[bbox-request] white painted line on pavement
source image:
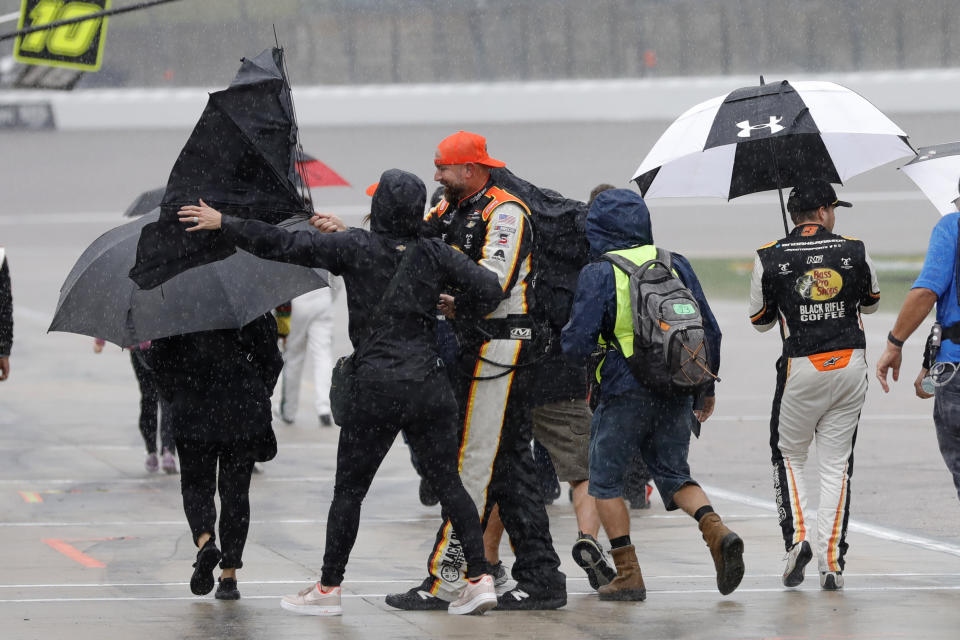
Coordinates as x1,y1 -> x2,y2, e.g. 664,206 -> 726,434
0,513 -> 772,527
3,572 -> 957,589
705,485 -> 960,558
4,584 -> 960,603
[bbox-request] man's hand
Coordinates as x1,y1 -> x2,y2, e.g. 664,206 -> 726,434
311,212 -> 347,234
93,340 -> 104,354
0,356 -> 9,380
914,367 -> 934,399
438,294 -> 456,319
876,343 -> 903,393
177,199 -> 222,231
694,395 -> 715,423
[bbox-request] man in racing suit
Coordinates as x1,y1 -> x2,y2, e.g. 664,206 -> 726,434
749,180 -> 879,591
385,131 -> 566,611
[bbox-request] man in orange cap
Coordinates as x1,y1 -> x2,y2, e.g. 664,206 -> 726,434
385,131 -> 567,611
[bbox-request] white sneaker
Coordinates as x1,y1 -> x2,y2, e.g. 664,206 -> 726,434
782,540 -> 812,587
280,583 -> 342,616
448,574 -> 497,615
820,571 -> 844,590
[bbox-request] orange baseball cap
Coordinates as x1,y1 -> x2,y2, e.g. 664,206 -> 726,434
435,131 -> 505,168
365,182 -> 378,196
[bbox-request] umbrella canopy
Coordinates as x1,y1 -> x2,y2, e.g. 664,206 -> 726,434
297,152 -> 350,188
49,210 -> 327,347
900,142 -> 960,216
124,152 -> 346,219
123,186 -> 166,218
129,47 -> 308,290
632,79 -> 914,231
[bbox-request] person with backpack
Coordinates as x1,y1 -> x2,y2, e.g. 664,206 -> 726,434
384,131 -> 567,611
562,188 -> 743,601
177,169 -> 504,616
752,180 -> 880,591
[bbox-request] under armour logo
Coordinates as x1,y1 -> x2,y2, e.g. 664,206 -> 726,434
736,116 -> 784,138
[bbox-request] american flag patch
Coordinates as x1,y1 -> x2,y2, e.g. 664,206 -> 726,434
497,213 -> 517,226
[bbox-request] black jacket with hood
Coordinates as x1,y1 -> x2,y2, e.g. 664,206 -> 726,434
220,168 -> 504,381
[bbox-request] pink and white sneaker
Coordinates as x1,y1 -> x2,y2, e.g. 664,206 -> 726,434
448,574 -> 497,615
280,583 -> 342,616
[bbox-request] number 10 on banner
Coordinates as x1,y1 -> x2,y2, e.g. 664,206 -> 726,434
14,0 -> 111,71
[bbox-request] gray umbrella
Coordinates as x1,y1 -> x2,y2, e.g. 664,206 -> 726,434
123,186 -> 166,217
49,210 -> 327,347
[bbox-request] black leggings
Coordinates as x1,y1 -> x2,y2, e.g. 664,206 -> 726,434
320,369 -> 487,586
130,351 -> 174,454
176,439 -> 255,569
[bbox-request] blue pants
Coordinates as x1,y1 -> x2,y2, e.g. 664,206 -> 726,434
588,386 -> 698,509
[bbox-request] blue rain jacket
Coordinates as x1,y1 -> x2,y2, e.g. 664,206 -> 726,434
560,189 -> 721,399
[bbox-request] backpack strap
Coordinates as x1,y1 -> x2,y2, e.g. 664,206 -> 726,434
601,252 -> 641,276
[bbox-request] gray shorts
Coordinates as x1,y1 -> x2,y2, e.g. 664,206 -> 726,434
532,398 -> 591,482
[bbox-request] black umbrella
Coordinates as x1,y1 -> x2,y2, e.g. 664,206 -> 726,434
123,186 -> 166,218
129,47 -> 309,290
49,210 -> 327,347
632,79 -> 914,233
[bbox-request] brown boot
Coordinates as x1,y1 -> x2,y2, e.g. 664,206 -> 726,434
597,544 -> 646,601
698,512 -> 745,595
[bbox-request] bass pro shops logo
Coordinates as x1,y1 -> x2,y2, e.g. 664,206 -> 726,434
795,268 -> 843,301
736,116 -> 784,138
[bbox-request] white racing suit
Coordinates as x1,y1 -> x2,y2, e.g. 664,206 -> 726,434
749,223 -> 879,574
421,181 -> 565,599
279,286 -> 334,421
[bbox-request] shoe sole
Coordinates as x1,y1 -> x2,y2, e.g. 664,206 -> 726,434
782,541 -> 813,588
383,595 -> 449,611
598,588 -> 646,602
572,542 -> 616,591
280,599 -> 342,616
190,546 -> 222,596
448,592 -> 498,615
495,595 -> 567,610
215,591 -> 241,601
717,532 -> 745,596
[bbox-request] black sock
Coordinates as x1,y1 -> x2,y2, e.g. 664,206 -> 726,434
694,505 -> 715,522
610,535 -> 631,549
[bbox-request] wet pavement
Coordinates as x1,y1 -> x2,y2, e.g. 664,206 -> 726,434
2,122 -> 960,638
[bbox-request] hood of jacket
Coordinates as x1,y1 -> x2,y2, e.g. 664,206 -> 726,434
585,188 -> 654,256
369,169 -> 427,238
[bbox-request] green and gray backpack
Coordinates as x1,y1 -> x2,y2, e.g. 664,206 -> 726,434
602,249 -> 715,395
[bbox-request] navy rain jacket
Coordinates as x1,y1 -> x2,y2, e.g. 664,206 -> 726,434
560,189 -> 721,399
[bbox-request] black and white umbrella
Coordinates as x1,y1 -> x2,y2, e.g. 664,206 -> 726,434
632,79 -> 914,232
900,142 -> 960,216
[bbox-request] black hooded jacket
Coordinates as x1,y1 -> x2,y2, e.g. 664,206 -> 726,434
221,169 -> 504,381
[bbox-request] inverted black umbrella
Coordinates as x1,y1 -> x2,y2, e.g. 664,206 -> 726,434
49,210 -> 327,347
632,79 -> 915,234
129,47 -> 309,290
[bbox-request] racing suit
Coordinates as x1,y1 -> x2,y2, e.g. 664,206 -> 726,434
749,222 -> 879,574
421,179 -> 565,599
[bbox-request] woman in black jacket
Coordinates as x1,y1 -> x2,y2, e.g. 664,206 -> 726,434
147,312 -> 282,601
179,169 -> 504,616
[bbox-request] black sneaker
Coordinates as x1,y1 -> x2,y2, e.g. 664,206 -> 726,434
215,577 -> 241,600
384,577 -> 449,610
495,586 -> 566,610
419,477 -> 440,507
572,534 -> 617,590
190,540 -> 222,595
